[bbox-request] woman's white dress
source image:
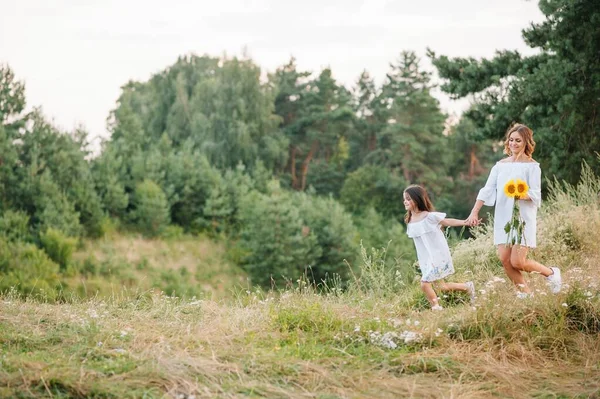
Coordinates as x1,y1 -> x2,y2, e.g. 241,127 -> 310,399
406,212 -> 455,282
476,161 -> 542,248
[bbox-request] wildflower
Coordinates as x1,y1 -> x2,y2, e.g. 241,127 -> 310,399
562,303 -> 568,307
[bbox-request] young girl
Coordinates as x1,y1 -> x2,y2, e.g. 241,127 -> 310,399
404,185 -> 476,310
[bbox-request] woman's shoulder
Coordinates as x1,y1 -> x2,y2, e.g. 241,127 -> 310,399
496,157 -> 539,165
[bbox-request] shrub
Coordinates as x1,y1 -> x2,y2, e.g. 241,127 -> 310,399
0,209 -> 31,242
130,179 -> 170,237
235,181 -> 320,287
39,228 -> 78,271
0,238 -> 60,300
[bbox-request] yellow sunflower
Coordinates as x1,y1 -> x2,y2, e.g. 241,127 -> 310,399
503,179 -> 517,198
515,179 -> 529,198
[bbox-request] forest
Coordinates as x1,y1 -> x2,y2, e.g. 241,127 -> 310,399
0,0 -> 598,297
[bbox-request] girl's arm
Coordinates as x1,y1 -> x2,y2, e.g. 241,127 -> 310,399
440,218 -> 467,227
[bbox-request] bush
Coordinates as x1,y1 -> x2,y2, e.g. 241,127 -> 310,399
0,209 -> 32,242
0,238 -> 61,300
39,228 -> 78,271
130,179 -> 170,237
235,181 -> 320,287
34,170 -> 83,238
293,193 -> 359,284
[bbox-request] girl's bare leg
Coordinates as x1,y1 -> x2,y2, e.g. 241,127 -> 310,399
420,281 -> 439,306
437,282 -> 468,292
510,245 -> 553,277
498,245 -> 530,293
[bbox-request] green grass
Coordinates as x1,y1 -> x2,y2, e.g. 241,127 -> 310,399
1,163 -> 600,397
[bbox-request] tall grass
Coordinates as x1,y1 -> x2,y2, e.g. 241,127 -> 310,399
1,161 -> 600,397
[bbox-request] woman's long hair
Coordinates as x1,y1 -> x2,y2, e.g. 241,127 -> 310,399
404,185 -> 434,223
503,123 -> 536,160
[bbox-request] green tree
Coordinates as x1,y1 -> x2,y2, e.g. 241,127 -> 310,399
272,61 -> 354,191
130,179 -> 170,237
430,0 -> 600,183
377,52 -> 449,190
235,181 -> 320,287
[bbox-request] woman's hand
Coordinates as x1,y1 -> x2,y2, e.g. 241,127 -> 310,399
465,212 -> 481,226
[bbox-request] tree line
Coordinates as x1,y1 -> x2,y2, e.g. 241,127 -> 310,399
0,0 -> 597,296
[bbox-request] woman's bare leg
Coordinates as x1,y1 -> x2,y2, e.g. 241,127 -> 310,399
510,245 -> 553,277
498,245 -> 530,292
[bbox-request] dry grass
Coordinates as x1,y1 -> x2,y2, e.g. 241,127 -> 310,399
1,164 -> 600,398
68,233 -> 248,299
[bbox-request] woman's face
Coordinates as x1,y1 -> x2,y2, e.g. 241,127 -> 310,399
508,131 -> 525,157
403,192 -> 416,212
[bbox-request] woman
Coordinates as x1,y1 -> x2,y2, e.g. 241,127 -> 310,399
465,123 -> 561,296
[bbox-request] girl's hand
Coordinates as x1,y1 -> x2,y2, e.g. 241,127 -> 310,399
465,213 -> 480,226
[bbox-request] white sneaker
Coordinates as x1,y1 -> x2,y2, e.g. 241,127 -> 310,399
547,267 -> 562,294
516,292 -> 534,299
465,281 -> 476,305
431,305 -> 444,311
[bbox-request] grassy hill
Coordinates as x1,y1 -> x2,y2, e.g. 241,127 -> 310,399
1,165 -> 599,398
64,233 -> 248,301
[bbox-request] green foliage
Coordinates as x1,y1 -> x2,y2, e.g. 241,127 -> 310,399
340,164 -> 406,218
353,207 -> 415,271
39,228 -> 78,271
0,238 -> 60,299
130,180 -> 170,237
430,0 -> 600,184
293,193 -> 358,284
235,181 -> 320,287
32,170 -> 83,237
204,163 -> 254,234
0,209 -> 31,242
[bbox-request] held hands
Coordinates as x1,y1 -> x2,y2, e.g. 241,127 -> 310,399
465,213 -> 482,227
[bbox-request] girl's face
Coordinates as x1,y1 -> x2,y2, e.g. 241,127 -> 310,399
508,131 -> 525,157
403,192 -> 417,212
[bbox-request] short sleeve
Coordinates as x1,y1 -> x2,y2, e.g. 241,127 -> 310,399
527,164 -> 542,207
477,164 -> 499,206
427,212 -> 446,226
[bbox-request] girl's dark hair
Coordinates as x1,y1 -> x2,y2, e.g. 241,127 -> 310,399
404,185 -> 434,223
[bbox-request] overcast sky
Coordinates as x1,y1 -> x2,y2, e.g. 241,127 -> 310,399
1,0 -> 545,147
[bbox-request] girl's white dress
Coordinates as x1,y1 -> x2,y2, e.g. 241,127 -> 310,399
477,161 -> 542,248
406,212 -> 455,282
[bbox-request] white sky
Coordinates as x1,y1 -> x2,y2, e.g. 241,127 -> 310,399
1,0 -> 545,148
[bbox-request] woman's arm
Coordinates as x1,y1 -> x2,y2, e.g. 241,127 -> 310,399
466,163 -> 498,226
466,200 -> 484,226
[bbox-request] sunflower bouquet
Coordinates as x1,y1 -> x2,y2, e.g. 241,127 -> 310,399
503,179 -> 529,246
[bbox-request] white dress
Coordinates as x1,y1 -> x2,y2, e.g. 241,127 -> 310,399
406,212 -> 455,282
477,161 -> 542,248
